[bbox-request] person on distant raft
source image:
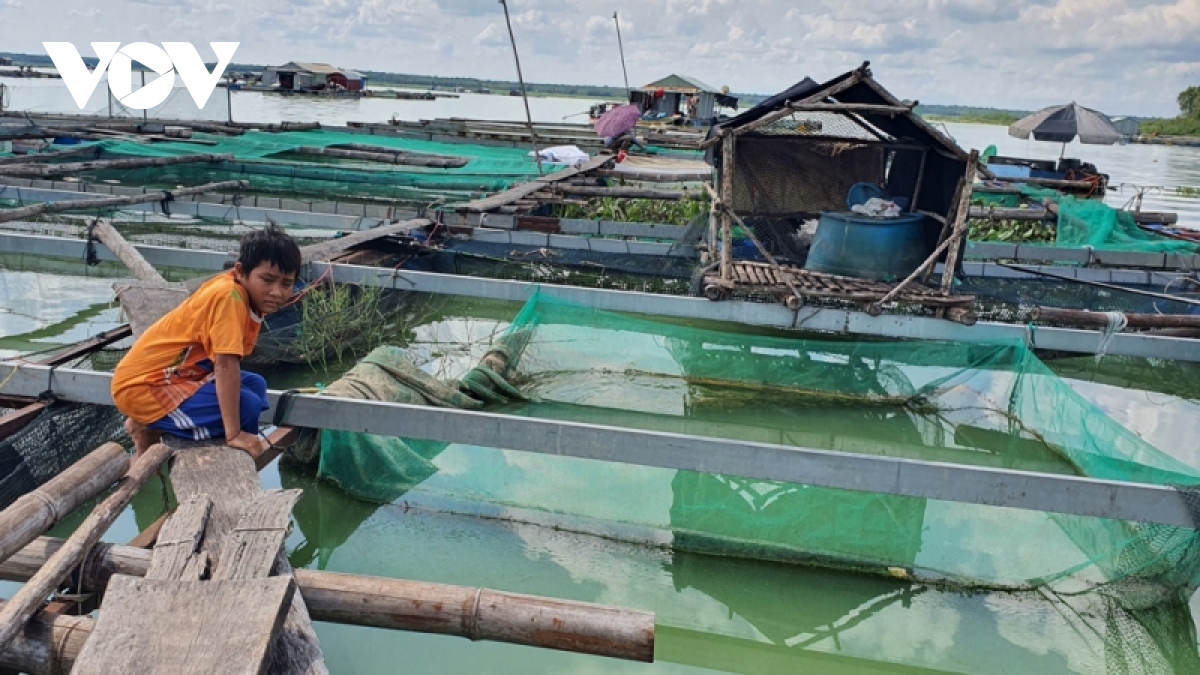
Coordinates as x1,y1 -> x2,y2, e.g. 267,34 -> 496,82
111,224 -> 300,462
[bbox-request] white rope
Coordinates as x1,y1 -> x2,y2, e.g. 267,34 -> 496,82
1094,311 -> 1128,363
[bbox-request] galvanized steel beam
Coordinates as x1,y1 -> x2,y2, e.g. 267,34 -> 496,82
316,262 -> 1200,363
0,363 -> 1192,528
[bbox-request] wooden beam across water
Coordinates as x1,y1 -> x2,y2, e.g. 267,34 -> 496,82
0,536 -> 658,663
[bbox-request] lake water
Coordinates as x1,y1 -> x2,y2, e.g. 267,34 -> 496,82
5,75 -> 1200,228
5,74 -> 1200,673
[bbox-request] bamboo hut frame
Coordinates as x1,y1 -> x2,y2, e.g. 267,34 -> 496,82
704,63 -> 975,318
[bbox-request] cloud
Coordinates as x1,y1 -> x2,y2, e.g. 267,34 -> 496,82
3,0 -> 1197,116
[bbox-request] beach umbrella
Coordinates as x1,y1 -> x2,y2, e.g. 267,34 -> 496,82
594,104 -> 642,139
1008,102 -> 1123,156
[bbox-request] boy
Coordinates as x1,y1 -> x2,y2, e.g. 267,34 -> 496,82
112,224 -> 301,461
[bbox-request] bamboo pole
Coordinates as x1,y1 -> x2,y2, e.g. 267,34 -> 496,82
0,599 -> 92,675
786,102 -> 913,114
0,537 -> 657,663
0,442 -> 171,653
556,186 -> 705,200
613,12 -> 630,98
499,0 -> 543,176
998,262 -> 1200,307
592,169 -> 712,183
1033,307 -> 1200,329
719,134 -> 735,285
292,146 -> 469,168
0,153 -> 234,177
938,149 -> 980,298
0,179 -> 248,224
0,145 -> 99,165
88,218 -> 166,284
0,443 -> 129,565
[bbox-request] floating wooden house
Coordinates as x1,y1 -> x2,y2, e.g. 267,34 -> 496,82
264,62 -> 367,93
632,74 -> 738,125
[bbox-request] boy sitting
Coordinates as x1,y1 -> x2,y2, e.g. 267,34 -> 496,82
112,224 -> 300,462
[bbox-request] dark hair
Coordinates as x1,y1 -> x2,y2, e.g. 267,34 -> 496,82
237,223 -> 301,276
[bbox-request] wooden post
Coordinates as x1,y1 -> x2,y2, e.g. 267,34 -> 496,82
141,71 -> 148,123
0,179 -> 248,224
0,443 -> 170,653
0,536 -> 658,663
499,0 -> 543,176
720,133 -> 735,285
1032,306 -> 1200,329
909,148 -> 928,212
703,182 -> 803,310
0,443 -> 128,565
89,219 -> 166,284
939,149 -> 980,299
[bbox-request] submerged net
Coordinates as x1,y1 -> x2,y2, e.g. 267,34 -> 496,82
0,402 -> 128,510
307,291 -> 1200,601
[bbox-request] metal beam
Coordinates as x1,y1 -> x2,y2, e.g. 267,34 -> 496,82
0,363 -> 1192,528
317,262 -> 1200,362
4,232 -> 1199,362
0,232 -> 232,271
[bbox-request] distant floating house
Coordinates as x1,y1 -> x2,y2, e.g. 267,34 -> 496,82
0,57 -> 13,67
263,62 -> 367,92
1110,116 -> 1140,138
631,74 -> 739,125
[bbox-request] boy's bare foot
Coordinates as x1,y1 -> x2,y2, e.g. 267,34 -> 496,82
124,418 -> 163,457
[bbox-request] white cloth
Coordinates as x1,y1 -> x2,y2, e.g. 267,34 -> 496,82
851,197 -> 902,218
530,145 -> 589,166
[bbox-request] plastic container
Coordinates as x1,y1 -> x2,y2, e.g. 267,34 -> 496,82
805,211 -> 929,281
845,182 -> 887,209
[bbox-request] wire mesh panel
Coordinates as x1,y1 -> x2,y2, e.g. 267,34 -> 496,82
730,137 -> 884,216
750,110 -> 889,142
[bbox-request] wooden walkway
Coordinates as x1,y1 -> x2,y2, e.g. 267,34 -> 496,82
457,155 -> 615,213
706,262 -> 975,313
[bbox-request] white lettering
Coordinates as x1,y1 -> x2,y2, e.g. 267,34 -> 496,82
43,42 -> 120,109
41,41 -> 240,110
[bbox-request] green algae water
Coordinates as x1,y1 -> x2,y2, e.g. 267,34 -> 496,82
5,266 -> 1200,674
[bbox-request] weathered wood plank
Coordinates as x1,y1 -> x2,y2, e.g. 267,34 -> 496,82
145,494 -> 212,581
169,442 -> 327,675
299,218 -> 431,264
213,490 -> 301,582
72,575 -> 295,675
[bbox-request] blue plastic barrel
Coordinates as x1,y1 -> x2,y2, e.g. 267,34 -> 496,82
805,211 -> 929,281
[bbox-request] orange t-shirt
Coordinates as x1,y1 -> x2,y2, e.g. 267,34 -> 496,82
111,271 -> 263,425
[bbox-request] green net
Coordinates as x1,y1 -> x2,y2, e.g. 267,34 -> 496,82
68,130 -> 550,200
973,185 -> 1198,253
308,291 -> 1200,599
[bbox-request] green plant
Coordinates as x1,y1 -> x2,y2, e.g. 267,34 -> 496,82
968,218 -> 1055,243
295,279 -> 391,369
1177,186 -> 1200,198
553,197 -> 708,226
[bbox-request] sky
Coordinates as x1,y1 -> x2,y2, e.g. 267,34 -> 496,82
1,0 -> 1198,117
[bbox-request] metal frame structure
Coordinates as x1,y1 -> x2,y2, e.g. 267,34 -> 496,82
2,232 -> 1200,362
0,363 -> 1191,528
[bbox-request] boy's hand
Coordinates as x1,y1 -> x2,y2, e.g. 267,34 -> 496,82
227,430 -> 266,459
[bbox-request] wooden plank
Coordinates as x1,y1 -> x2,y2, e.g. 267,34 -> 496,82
299,218 -> 430,264
0,402 -> 49,441
458,155 -> 613,213
212,490 -> 301,582
145,495 -> 212,581
169,443 -> 326,675
72,575 -> 295,675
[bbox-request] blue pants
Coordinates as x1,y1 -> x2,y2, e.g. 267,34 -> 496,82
147,371 -> 269,441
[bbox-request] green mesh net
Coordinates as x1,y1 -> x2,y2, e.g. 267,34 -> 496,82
307,291 -> 1200,599
974,185 -> 1198,253
63,130 -> 549,200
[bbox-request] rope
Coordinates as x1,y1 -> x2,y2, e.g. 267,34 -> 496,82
1094,311 -> 1128,363
465,587 -> 484,641
1024,322 -> 1037,349
272,389 -> 300,427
